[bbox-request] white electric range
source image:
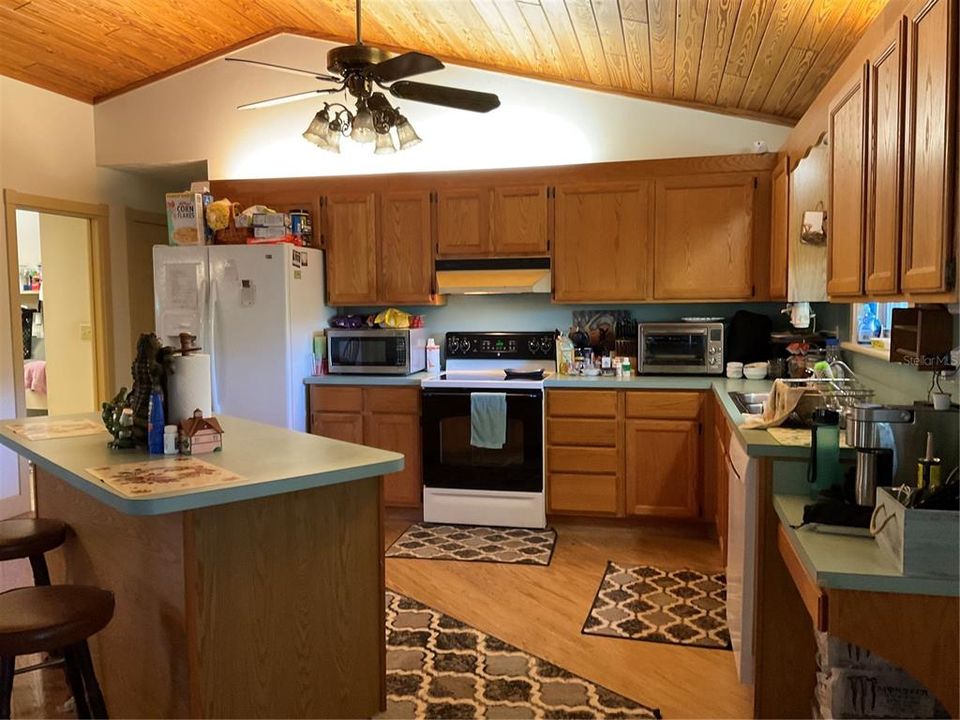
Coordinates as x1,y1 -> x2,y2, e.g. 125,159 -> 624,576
420,331 -> 555,528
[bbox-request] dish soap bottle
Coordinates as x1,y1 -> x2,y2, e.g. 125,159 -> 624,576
857,303 -> 883,344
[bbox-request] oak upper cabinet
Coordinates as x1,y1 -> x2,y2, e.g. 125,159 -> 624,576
901,0 -> 957,293
491,185 -> 549,255
437,184 -> 549,258
623,392 -> 702,519
653,174 -> 755,300
323,192 -> 378,305
553,182 -> 652,302
827,67 -> 868,297
436,188 -> 489,257
378,190 -> 434,304
865,21 -> 906,295
769,156 -> 790,300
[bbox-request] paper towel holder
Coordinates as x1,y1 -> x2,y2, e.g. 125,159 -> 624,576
175,332 -> 202,355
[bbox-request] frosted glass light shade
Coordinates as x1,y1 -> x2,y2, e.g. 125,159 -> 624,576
374,130 -> 396,154
396,118 -> 421,150
350,109 -> 376,143
302,111 -> 329,148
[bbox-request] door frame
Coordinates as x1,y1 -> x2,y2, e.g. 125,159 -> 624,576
3,189 -> 114,417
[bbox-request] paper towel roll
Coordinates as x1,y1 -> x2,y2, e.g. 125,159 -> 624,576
168,354 -> 212,425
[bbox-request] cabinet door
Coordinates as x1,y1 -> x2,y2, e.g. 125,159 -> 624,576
866,22 -> 906,295
553,182 -> 651,302
827,68 -> 868,296
653,174 -> 755,300
378,190 -> 434,304
323,192 -> 378,305
714,421 -> 729,562
491,185 -> 549,256
310,411 -> 364,444
364,413 -> 422,508
901,0 -> 956,293
625,419 -> 700,518
436,188 -> 489,257
770,156 -> 790,300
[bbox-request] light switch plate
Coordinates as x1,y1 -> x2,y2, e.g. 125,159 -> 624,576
80,323 -> 93,341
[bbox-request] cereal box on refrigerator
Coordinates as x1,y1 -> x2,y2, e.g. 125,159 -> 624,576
165,192 -> 209,246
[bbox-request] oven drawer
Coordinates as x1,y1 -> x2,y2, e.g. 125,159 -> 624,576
547,390 -> 618,418
625,391 -> 703,419
548,473 -> 618,514
547,418 -> 617,447
547,446 -> 618,474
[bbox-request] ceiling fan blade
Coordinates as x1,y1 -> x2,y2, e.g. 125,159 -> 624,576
388,81 -> 500,113
225,57 -> 340,83
238,88 -> 340,111
369,52 -> 444,82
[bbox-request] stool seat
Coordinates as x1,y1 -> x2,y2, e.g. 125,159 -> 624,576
0,519 -> 66,562
0,586 -> 114,656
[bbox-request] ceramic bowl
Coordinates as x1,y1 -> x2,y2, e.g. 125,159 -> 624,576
744,366 -> 768,380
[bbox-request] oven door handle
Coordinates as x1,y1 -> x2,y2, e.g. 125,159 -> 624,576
422,390 -> 542,400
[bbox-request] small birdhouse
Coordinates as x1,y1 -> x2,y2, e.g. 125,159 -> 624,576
179,409 -> 223,455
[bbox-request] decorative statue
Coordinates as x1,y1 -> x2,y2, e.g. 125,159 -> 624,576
101,387 -> 134,449
127,333 -> 174,447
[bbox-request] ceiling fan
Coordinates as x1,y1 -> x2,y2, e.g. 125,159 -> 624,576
225,0 -> 501,153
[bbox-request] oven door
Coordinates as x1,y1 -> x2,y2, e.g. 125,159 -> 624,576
640,329 -> 709,374
422,389 -> 543,493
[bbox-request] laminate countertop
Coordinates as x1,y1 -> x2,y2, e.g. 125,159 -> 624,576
0,413 -> 404,516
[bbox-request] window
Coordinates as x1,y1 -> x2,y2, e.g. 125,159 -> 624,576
851,302 -> 909,347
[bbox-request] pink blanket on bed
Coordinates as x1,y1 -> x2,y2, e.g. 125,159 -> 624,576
24,360 -> 47,395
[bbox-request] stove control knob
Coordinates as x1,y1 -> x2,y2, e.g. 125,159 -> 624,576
447,336 -> 460,354
528,338 -> 539,354
539,336 -> 553,354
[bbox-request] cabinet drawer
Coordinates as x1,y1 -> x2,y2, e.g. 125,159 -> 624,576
364,387 -> 419,415
548,473 -> 619,514
309,386 -> 363,413
547,446 -> 618,474
778,524 -> 828,631
547,418 -> 617,447
625,391 -> 703,419
547,390 -> 618,418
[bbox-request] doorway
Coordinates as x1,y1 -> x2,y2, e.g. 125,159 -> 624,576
125,208 -> 167,352
15,209 -> 98,416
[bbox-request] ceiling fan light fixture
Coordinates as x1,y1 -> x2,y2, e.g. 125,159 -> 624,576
350,106 -> 376,143
374,129 -> 397,154
302,109 -> 331,148
395,116 -> 421,151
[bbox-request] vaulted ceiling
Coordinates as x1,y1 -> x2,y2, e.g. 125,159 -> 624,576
0,0 -> 886,123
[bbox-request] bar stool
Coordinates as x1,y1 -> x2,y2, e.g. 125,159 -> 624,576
0,519 -> 67,586
0,585 -> 114,719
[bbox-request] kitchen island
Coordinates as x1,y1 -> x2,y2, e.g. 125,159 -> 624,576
0,414 -> 404,719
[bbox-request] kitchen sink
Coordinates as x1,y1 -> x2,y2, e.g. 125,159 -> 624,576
729,392 -> 768,415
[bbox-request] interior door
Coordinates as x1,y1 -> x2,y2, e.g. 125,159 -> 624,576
827,67 -> 868,296
125,209 -> 167,346
653,174 -> 755,300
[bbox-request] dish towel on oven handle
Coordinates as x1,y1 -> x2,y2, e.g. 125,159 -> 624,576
470,392 -> 507,449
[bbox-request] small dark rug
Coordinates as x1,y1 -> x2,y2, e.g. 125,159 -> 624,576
385,523 -> 557,566
582,561 -> 731,650
382,590 -> 661,719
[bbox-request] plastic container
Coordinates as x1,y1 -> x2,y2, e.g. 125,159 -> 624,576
147,389 -> 165,454
425,338 -> 441,377
163,425 -> 179,455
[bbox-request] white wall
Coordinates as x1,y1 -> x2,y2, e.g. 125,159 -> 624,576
94,34 -> 791,180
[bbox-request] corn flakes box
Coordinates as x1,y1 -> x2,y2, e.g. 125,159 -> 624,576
165,192 -> 208,246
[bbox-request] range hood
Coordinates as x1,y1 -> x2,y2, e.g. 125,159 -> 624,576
435,258 -> 551,295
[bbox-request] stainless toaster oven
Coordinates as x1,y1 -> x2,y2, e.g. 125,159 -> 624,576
638,322 -> 724,375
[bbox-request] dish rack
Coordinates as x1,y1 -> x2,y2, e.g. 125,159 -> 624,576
780,364 -> 875,423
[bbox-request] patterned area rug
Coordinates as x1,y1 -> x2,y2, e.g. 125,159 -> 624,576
582,562 -> 731,650
386,523 -> 557,566
383,590 -> 661,719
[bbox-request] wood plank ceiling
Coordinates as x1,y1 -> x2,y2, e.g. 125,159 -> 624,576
0,0 -> 887,123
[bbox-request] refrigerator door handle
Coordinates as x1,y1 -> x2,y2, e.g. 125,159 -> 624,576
208,271 -> 222,414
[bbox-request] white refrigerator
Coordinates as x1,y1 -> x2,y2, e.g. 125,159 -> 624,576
153,244 -> 327,432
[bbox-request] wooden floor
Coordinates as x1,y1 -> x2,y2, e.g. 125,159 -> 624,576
386,510 -> 752,719
4,511 -> 751,719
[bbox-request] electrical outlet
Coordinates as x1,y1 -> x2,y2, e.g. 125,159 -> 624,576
80,323 -> 93,341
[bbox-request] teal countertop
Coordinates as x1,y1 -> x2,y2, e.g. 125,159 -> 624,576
774,494 -> 957,597
0,414 -> 404,516
304,372 -> 430,386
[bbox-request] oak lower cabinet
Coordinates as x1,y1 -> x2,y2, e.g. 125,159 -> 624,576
323,190 -> 437,306
553,182 -> 652,302
309,386 -> 422,507
436,183 -> 549,258
545,389 -> 704,519
623,391 -> 703,518
653,175 -> 756,300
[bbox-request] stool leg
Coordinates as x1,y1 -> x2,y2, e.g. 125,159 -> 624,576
75,642 -> 107,719
28,554 -> 51,586
62,645 -> 91,720
0,656 -> 14,720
